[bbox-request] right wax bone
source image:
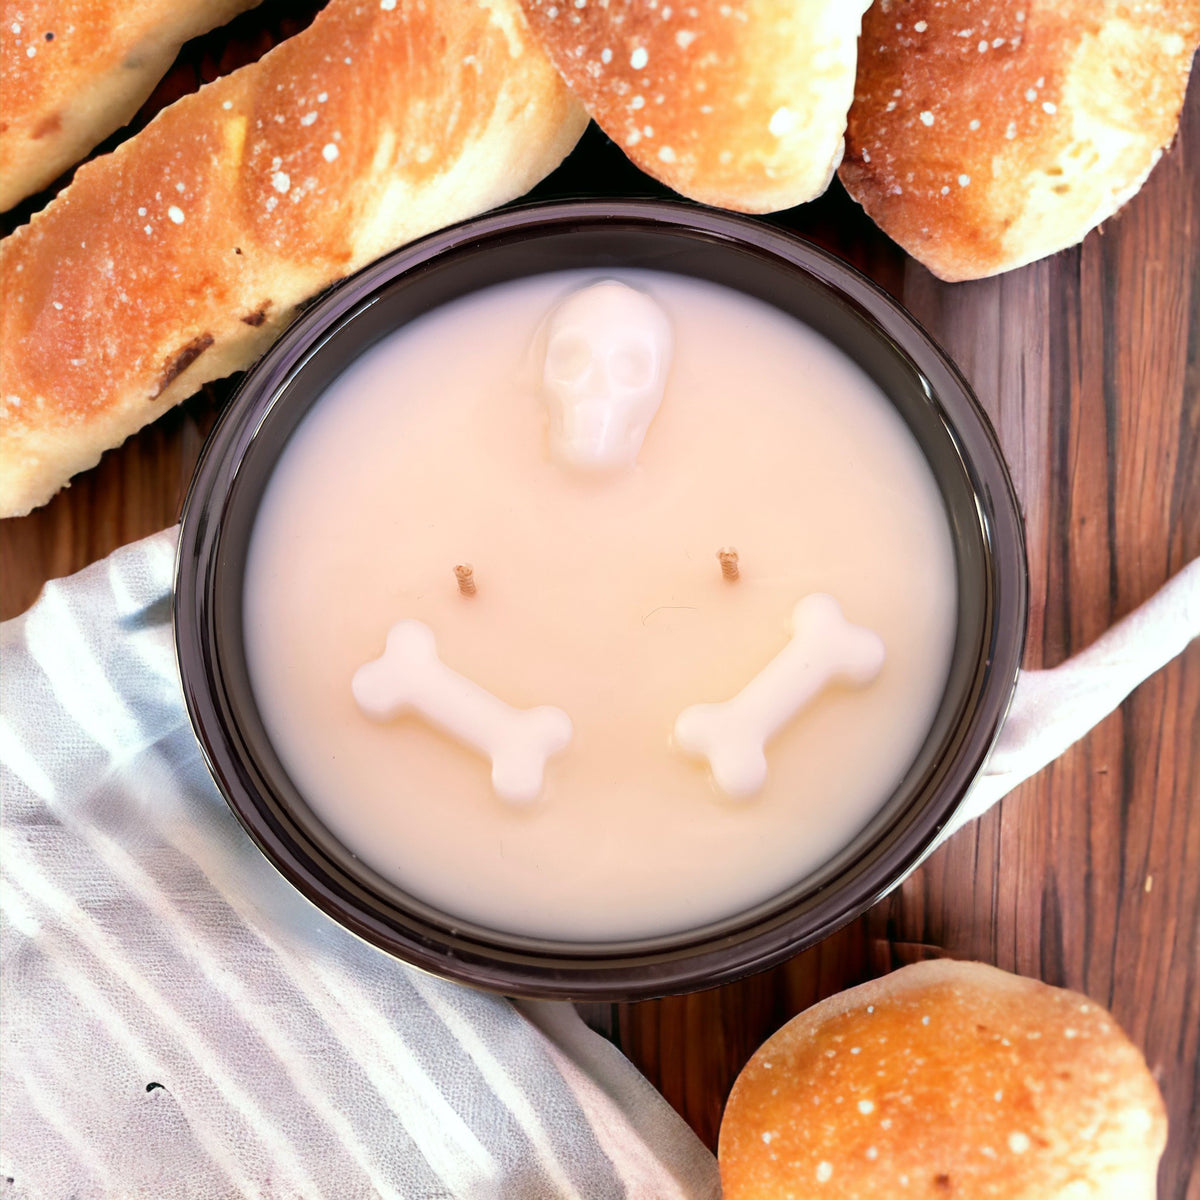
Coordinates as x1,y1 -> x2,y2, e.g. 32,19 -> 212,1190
674,594 -> 885,799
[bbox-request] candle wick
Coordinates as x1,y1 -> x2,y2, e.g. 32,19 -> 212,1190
454,564 -> 477,596
718,547 -> 740,582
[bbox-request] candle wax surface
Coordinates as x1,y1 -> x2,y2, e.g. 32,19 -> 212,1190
243,270 -> 958,942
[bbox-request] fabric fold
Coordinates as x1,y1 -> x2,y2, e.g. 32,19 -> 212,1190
949,557 -> 1200,835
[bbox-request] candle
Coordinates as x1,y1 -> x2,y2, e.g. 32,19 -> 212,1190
243,270 -> 958,941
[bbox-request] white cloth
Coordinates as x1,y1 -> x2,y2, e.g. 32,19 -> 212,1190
949,555 -> 1200,836
1,529 -> 1196,1199
0,529 -> 719,1200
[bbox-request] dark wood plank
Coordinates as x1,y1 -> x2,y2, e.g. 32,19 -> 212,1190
1,13 -> 1196,1197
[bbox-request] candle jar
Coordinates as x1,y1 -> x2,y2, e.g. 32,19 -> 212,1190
175,201 -> 1026,1000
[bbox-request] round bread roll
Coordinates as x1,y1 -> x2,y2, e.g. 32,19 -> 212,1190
840,0 -> 1200,281
518,0 -> 872,213
719,960 -> 1166,1199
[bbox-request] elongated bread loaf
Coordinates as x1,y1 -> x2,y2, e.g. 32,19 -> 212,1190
840,0 -> 1200,281
720,960 -> 1167,1199
519,0 -> 871,213
0,0 -> 263,211
0,0 -> 587,517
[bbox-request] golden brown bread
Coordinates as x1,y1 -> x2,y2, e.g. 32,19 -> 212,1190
719,960 -> 1166,1199
840,0 -> 1200,282
0,0 -> 587,517
518,0 -> 871,213
0,0 -> 263,211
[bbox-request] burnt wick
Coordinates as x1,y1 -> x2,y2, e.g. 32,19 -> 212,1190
454,563 -> 477,596
718,547 -> 740,582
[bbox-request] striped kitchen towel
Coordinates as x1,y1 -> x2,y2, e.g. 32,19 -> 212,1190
0,528 -> 721,1200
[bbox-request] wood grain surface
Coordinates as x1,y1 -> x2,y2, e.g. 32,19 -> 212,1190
2,9 -> 1197,1195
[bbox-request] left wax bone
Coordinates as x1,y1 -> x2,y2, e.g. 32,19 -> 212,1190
674,594 -> 886,799
352,620 -> 573,804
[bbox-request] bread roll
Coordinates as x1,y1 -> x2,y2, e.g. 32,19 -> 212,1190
0,0 -> 587,517
519,0 -> 872,213
0,0 -> 263,211
719,960 -> 1166,1199
840,1 -> 1199,282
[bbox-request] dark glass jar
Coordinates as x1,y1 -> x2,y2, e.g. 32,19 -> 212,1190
175,200 -> 1027,1000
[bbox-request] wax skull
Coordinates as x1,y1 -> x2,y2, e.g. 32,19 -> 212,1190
542,280 -> 674,471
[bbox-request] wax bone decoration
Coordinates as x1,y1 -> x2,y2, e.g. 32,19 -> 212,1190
352,619 -> 573,805
675,594 -> 886,799
542,280 -> 674,471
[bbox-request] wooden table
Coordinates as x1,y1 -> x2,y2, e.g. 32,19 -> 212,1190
3,9 -> 1197,1194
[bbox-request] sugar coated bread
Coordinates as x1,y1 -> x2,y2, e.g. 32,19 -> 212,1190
840,1 -> 1200,281
719,959 -> 1166,1199
0,0 -> 587,517
0,0 -> 263,211
519,0 -> 872,213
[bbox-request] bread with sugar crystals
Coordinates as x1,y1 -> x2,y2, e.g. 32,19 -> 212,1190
719,960 -> 1166,1199
0,0 -> 263,210
519,0 -> 872,213
839,1 -> 1200,281
0,0 -> 587,517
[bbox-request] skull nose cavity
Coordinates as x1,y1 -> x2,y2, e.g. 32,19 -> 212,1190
559,400 -> 626,462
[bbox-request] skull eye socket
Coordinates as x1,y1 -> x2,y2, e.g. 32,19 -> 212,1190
608,344 -> 654,389
546,333 -> 592,383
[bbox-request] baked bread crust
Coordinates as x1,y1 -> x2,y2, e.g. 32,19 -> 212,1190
0,0 -> 587,517
0,0 -> 263,211
840,0 -> 1200,281
719,960 -> 1166,1199
519,0 -> 871,213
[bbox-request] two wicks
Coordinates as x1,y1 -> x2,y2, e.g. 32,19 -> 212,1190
454,549 -> 740,597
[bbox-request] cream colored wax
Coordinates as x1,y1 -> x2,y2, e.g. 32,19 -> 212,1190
243,270 -> 958,941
